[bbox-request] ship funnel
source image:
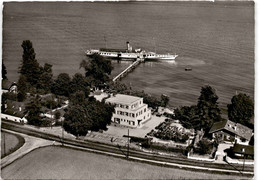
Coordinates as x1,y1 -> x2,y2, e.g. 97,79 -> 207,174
126,41 -> 132,52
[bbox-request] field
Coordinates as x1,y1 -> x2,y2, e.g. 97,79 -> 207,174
1,146 -> 247,179
1,131 -> 25,158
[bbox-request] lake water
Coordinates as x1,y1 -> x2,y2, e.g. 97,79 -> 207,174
3,2 -> 254,107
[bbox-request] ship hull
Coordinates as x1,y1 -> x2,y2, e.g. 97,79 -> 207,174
85,43 -> 178,61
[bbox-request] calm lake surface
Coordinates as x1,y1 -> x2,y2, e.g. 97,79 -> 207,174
3,2 -> 254,107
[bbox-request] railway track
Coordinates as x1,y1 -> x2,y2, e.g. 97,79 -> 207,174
1,120 -> 254,176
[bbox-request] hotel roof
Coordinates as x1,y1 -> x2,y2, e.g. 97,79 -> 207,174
106,94 -> 141,105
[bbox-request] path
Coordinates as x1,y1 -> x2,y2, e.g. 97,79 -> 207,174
113,58 -> 142,82
1,129 -> 56,168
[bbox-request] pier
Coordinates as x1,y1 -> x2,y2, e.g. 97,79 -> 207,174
113,58 -> 144,82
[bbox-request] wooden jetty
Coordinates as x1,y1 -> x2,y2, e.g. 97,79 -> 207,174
113,58 -> 144,82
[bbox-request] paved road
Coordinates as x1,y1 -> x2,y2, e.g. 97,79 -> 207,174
1,120 -> 254,176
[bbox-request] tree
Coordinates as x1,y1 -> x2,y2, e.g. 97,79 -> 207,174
63,98 -> 114,137
161,94 -> 169,107
19,40 -> 41,86
87,100 -> 114,131
1,93 -> 7,112
17,75 -> 29,102
70,73 -> 90,97
37,63 -> 53,93
54,111 -> 61,120
63,105 -> 93,137
197,85 -> 222,132
227,93 -> 254,126
52,73 -> 71,97
174,105 -> 200,129
25,96 -> 43,126
80,54 -> 113,87
69,91 -> 87,106
2,62 -> 7,80
195,138 -> 212,155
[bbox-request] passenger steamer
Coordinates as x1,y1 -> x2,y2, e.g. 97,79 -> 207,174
86,42 -> 178,61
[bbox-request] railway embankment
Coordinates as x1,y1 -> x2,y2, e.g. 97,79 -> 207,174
1,120 -> 254,177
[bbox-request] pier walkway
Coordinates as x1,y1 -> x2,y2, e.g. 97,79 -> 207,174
113,58 -> 143,82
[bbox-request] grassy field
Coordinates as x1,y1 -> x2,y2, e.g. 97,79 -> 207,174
1,131 -> 25,158
1,146 -> 249,179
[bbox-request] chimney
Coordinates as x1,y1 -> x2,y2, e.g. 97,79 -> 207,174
126,41 -> 132,52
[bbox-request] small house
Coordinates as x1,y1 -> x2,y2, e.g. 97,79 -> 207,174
2,81 -> 18,94
209,119 -> 253,145
232,144 -> 254,159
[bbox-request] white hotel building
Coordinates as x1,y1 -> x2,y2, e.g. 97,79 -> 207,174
106,94 -> 151,127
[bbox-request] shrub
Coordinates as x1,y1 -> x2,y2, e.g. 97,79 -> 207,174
54,111 -> 61,120
194,138 -> 213,155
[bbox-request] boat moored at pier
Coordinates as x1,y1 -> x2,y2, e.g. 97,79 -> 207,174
85,42 -> 178,61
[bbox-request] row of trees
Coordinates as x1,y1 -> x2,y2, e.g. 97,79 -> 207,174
15,40 -> 115,135
17,41 -> 114,102
17,40 -> 92,101
17,40 -> 53,100
174,85 -> 254,132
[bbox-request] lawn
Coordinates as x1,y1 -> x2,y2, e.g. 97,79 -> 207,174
1,131 -> 25,158
1,146 -> 248,179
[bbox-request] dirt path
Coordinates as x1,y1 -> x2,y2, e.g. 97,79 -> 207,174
1,129 -> 57,168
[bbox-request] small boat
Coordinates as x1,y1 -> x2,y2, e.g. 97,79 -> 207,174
185,67 -> 192,71
85,42 -> 178,61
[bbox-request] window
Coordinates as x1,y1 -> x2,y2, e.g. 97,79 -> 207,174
240,138 -> 246,142
132,114 -> 135,118
126,112 -> 128,116
144,108 -> 146,112
133,122 -> 135,125
136,113 -> 138,117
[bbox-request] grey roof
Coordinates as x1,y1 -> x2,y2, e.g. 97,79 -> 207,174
233,144 -> 254,156
209,120 -> 253,140
106,94 -> 141,105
